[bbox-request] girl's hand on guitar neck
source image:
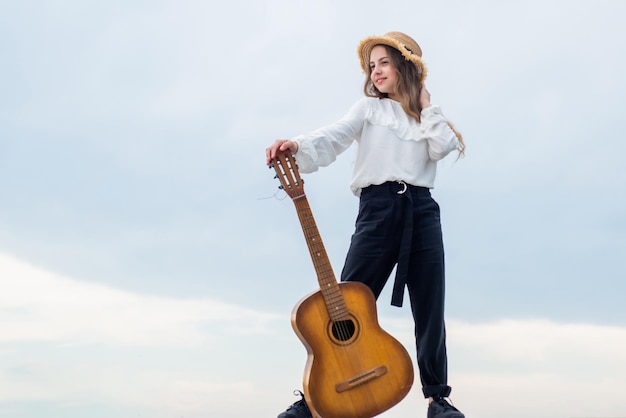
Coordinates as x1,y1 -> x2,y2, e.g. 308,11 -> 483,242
266,139 -> 299,166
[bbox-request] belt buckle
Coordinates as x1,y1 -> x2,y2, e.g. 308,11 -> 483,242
396,181 -> 408,194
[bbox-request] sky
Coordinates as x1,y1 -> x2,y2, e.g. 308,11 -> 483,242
1,0 -> 625,417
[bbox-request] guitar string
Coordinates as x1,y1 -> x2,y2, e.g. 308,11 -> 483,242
298,199 -> 354,343
300,204 -> 376,404
284,155 -> 375,375
280,154 -> 382,409
284,154 -> 355,344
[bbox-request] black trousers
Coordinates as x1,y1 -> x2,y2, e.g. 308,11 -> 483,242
340,181 -> 452,399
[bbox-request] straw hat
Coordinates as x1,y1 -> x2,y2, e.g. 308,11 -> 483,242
357,31 -> 427,83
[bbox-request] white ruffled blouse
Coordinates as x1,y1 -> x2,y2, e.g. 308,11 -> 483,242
293,97 -> 460,196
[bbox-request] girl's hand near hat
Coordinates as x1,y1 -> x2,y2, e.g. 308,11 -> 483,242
266,139 -> 299,166
419,84 -> 432,110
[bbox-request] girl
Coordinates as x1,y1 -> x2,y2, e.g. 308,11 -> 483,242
266,31 -> 465,418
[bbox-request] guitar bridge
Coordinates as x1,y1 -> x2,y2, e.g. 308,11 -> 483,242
334,365 -> 388,393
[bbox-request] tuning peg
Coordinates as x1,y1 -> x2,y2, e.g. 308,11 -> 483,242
278,185 -> 284,190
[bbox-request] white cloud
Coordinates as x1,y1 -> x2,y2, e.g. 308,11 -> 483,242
466,318 -> 626,362
0,253 -> 279,347
1,253 -> 626,417
380,318 -> 626,418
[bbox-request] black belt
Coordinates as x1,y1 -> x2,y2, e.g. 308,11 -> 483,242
392,181 -> 412,307
363,181 -> 425,307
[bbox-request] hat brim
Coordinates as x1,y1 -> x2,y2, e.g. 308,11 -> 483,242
357,35 -> 427,83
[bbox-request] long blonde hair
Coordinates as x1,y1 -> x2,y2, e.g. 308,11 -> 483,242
363,45 -> 465,157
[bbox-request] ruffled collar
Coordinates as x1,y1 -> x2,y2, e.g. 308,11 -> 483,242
364,98 -> 423,141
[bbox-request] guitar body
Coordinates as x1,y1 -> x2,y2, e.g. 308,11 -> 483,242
292,282 -> 414,418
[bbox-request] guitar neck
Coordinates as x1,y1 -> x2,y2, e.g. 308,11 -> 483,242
292,195 -> 349,321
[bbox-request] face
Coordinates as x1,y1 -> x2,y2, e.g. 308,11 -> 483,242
369,45 -> 398,99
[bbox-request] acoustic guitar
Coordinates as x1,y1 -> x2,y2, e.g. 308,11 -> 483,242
271,150 -> 414,418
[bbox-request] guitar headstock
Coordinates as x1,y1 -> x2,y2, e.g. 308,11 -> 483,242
271,150 -> 305,200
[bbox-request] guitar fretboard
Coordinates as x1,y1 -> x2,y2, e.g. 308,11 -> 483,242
293,196 -> 349,322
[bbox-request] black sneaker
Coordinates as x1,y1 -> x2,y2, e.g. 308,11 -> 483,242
427,397 -> 465,418
277,390 -> 312,418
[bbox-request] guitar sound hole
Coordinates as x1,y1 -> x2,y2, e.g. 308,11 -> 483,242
331,319 -> 356,342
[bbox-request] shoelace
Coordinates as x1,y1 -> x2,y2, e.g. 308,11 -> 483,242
435,397 -> 458,410
286,391 -> 309,412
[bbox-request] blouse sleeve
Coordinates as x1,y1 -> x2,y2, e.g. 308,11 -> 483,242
420,105 -> 460,161
292,99 -> 367,173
